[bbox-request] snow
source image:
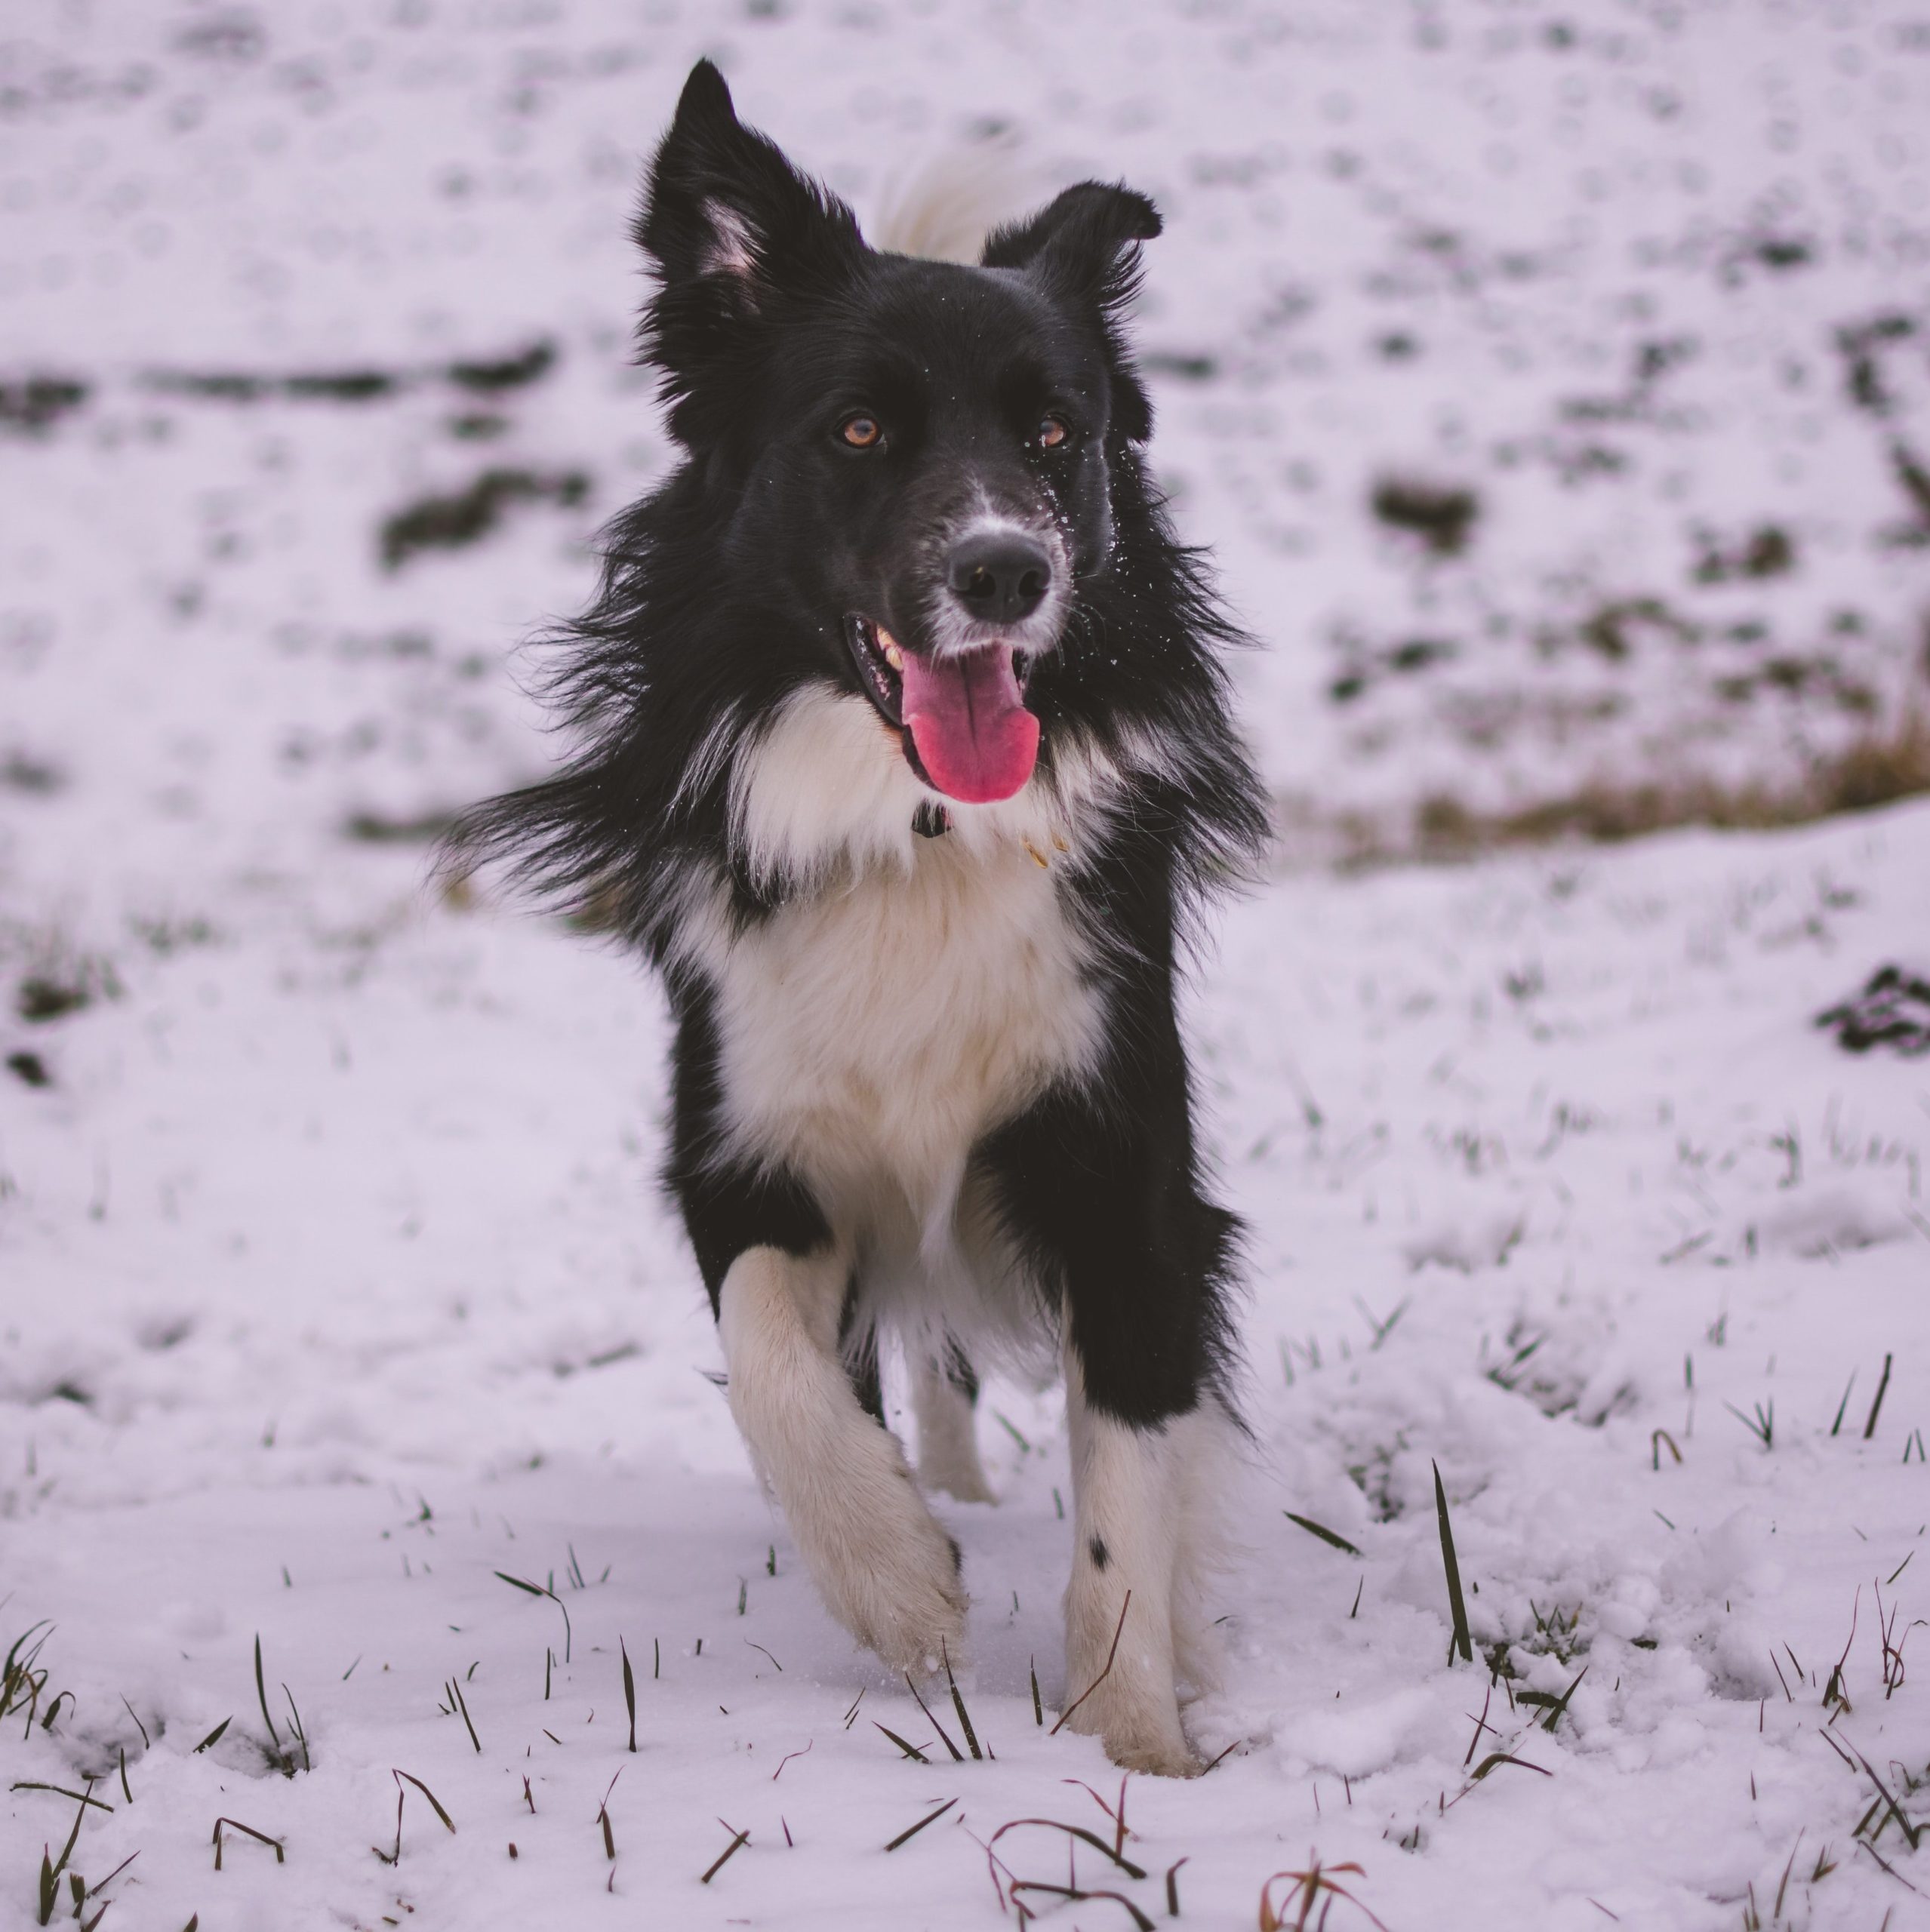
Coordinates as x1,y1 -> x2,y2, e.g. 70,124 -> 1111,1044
5,2 -> 1930,1928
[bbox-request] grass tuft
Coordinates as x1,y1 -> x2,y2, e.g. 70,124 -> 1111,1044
1259,1853 -> 1393,1932
903,1672 -> 965,1763
621,1638 -> 636,1752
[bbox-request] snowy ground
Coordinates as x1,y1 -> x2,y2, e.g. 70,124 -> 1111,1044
5,4 -> 1930,1929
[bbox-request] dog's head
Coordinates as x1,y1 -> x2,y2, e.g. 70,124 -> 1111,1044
636,61 -> 1161,808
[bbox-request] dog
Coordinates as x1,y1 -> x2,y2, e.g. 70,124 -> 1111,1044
448,60 -> 1267,1776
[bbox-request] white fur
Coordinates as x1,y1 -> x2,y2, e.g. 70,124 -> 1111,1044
691,690 -> 1105,1357
719,1244 -> 967,1669
920,510 -> 1073,664
720,683 -> 1122,895
700,197 -> 759,283
1060,1349 -> 1235,1777
913,1357 -> 996,1503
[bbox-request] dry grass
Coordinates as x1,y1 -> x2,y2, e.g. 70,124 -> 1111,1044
1315,713 -> 1930,866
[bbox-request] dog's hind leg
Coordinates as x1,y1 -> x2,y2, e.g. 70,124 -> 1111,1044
913,1341 -> 995,1503
719,1244 -> 968,1673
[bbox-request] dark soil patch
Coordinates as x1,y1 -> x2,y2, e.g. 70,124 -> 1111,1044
1816,965 -> 1930,1057
445,340 -> 556,392
0,376 -> 88,433
1371,475 -> 1480,558
379,467 -> 589,569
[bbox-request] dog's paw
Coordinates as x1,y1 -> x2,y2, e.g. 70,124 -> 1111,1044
921,1455 -> 996,1506
817,1490 -> 968,1675
1060,1672 -> 1198,1777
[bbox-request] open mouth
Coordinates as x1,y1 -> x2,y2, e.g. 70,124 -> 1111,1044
843,614 -> 1041,805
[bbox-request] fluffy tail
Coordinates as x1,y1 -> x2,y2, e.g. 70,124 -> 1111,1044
868,146 -> 1032,265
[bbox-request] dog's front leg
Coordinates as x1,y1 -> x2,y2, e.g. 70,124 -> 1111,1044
718,1244 -> 968,1672
980,986 -> 1241,1775
1060,1349 -> 1205,1777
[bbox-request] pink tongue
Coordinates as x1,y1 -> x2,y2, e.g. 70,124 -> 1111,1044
899,644 -> 1039,804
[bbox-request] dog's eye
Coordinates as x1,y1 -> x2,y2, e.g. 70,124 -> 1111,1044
1037,415 -> 1070,450
839,414 -> 882,450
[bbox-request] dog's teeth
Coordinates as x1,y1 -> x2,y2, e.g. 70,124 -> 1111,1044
882,639 -> 904,671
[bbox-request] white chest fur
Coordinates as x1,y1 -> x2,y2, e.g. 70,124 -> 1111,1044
709,831 -> 1100,1271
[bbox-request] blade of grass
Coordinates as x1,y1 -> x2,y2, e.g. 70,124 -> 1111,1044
620,1639 -> 636,1752
1864,1355 -> 1893,1440
875,1723 -> 930,1763
252,1637 -> 280,1748
495,1571 -> 571,1661
885,1797 -> 958,1852
1284,1512 -> 1362,1557
989,1817 -> 1147,1880
700,1823 -> 750,1883
941,1642 -> 982,1760
9,1783 -> 112,1814
1166,1857 -> 1190,1916
1538,1665 -> 1589,1734
1054,1592 -> 1133,1734
1433,1462 -> 1473,1665
1831,1371 -> 1858,1438
393,1770 -> 456,1834
211,1817 -> 284,1869
282,1684 -> 310,1773
903,1673 -> 963,1762
448,1677 -> 479,1752
1470,1752 -> 1553,1780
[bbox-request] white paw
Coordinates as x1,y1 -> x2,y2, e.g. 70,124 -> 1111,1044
813,1472 -> 968,1672
1060,1674 -> 1199,1777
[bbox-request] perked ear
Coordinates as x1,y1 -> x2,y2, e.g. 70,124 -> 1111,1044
636,63 -> 863,370
980,182 -> 1162,317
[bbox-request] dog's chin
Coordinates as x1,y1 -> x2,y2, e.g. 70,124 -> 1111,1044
843,613 -> 1042,806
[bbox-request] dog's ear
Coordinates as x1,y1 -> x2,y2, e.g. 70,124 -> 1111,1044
980,182 -> 1162,317
637,62 -> 861,326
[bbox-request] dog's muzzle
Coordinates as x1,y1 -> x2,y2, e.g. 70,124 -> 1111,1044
843,614 -> 1042,805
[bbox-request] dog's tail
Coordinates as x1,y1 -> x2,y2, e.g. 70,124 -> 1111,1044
868,146 -> 1032,266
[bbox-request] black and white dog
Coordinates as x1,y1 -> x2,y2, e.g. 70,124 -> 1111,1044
451,61 -> 1266,1775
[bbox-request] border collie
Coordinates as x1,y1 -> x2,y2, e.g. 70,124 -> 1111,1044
449,60 -> 1266,1776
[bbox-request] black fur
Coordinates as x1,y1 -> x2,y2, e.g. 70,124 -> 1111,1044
446,62 -> 1267,1433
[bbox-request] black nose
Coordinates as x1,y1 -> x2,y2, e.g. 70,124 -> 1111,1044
947,532 -> 1052,626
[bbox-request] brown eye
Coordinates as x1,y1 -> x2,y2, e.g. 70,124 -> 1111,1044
1038,414 -> 1069,449
840,414 -> 882,449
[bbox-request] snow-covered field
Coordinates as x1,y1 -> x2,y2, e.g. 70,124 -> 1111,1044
4,4 -> 1930,1928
